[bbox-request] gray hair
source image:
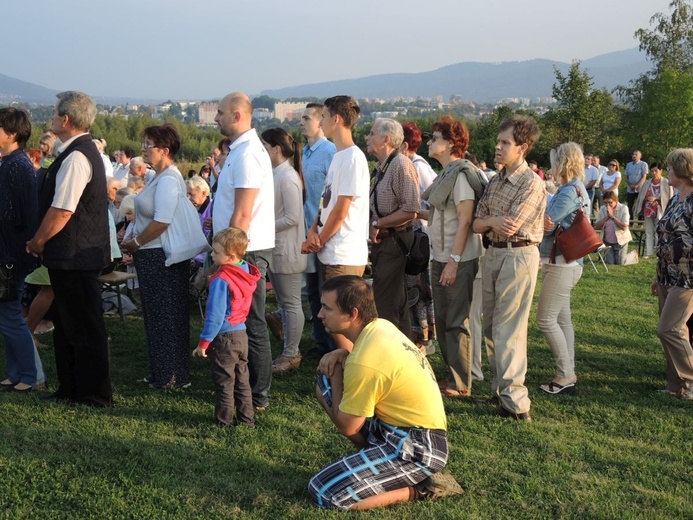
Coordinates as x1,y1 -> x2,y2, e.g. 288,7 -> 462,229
128,176 -> 146,191
186,175 -> 211,195
119,194 -> 136,216
56,91 -> 96,132
373,118 -> 404,149
130,156 -> 146,168
116,187 -> 134,199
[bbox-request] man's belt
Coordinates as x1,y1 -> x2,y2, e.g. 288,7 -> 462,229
490,240 -> 532,248
378,226 -> 414,240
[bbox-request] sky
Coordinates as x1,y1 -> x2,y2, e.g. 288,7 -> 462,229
2,0 -> 675,101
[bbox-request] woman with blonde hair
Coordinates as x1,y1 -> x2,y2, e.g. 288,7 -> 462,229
537,142 -> 590,395
38,133 -> 56,169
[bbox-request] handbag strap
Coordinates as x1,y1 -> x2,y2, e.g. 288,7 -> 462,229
370,151 -> 399,220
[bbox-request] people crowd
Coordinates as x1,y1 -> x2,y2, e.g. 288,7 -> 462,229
1,90 -> 692,511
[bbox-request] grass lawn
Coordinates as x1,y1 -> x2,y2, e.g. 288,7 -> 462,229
1,257 -> 692,519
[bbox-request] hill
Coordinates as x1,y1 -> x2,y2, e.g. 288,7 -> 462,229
261,48 -> 651,102
0,73 -> 59,104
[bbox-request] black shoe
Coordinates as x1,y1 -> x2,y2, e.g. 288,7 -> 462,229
39,392 -> 73,404
498,406 -> 533,422
475,396 -> 500,407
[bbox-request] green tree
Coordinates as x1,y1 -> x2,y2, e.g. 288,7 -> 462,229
635,0 -> 693,72
542,62 -> 622,158
546,62 -> 593,145
622,69 -> 693,160
468,105 -> 514,166
618,0 -> 693,159
251,95 -> 278,110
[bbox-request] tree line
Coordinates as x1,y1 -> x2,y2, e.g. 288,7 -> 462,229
13,1 -> 691,172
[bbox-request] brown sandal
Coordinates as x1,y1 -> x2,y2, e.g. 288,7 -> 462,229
441,387 -> 470,397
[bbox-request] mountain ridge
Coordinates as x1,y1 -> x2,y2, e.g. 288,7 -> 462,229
0,47 -> 651,105
260,48 -> 651,102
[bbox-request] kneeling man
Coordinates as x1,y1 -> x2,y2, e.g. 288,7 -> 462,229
309,275 -> 463,510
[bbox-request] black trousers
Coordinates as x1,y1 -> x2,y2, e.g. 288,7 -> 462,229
371,230 -> 414,338
49,268 -> 112,407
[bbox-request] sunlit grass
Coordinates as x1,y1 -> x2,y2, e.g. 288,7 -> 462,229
1,256 -> 691,518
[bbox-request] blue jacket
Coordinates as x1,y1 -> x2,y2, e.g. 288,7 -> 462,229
539,179 -> 589,262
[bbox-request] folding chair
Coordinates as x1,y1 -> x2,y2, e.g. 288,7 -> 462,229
587,244 -> 609,273
97,271 -> 137,320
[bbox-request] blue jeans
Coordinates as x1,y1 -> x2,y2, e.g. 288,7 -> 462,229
604,242 -> 628,265
245,249 -> 273,408
0,279 -> 46,385
305,268 -> 330,351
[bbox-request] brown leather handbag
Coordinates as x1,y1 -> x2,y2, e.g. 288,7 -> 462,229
550,187 -> 603,263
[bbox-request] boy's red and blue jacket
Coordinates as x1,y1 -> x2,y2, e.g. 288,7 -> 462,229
197,260 -> 260,350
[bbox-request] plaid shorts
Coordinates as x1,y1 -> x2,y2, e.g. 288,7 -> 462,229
310,375 -> 448,510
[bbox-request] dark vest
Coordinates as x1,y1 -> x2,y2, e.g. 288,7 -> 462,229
38,134 -> 109,270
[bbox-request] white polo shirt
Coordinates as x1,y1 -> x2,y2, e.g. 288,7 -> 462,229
213,129 -> 275,252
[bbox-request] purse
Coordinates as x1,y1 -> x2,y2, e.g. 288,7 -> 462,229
0,264 -> 18,302
156,168 -> 212,267
550,186 -> 603,263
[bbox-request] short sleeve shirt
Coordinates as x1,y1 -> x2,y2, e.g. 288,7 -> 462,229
316,146 -> 370,266
341,319 -> 447,430
213,129 -> 275,251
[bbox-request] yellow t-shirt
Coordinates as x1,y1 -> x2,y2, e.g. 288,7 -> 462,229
339,319 -> 447,430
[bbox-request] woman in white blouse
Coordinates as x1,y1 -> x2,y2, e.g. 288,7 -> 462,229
599,159 -> 622,196
261,128 -> 307,373
121,124 -> 192,389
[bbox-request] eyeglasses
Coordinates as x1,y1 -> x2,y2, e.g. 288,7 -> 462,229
142,143 -> 157,150
429,134 -> 443,143
608,163 -> 617,167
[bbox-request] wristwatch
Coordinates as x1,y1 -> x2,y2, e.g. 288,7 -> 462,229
450,254 -> 461,263
372,220 -> 379,229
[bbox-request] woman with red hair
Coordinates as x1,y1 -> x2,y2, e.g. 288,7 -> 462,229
423,116 -> 486,397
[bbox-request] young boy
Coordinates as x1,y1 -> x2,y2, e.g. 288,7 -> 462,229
193,227 -> 261,427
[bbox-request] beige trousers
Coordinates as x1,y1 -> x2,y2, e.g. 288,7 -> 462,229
482,246 -> 539,414
657,284 -> 693,393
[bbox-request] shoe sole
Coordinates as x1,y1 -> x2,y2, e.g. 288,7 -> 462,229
419,471 -> 465,499
539,382 -> 576,395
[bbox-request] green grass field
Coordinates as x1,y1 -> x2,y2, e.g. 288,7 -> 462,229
1,257 -> 691,519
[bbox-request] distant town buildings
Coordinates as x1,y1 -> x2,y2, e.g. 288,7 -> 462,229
273,102 -> 306,122
252,108 -> 272,120
371,111 -> 399,119
199,102 -> 218,125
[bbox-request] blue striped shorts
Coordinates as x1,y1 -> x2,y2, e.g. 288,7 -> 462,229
309,375 -> 448,510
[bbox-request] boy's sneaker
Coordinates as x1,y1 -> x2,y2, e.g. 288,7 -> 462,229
415,471 -> 465,500
272,354 -> 301,373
